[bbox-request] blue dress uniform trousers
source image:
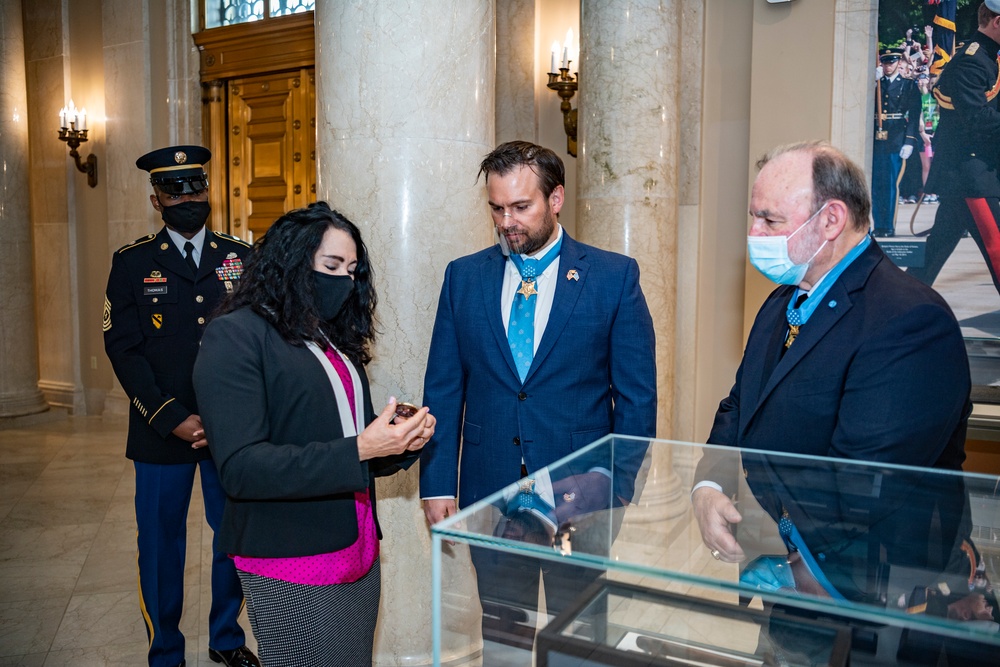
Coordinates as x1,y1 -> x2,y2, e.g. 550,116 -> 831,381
135,459 -> 245,667
871,149 -> 903,235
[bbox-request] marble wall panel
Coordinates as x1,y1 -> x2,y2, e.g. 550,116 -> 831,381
832,0 -> 878,171
20,0 -> 64,63
101,0 -> 148,49
103,24 -> 155,251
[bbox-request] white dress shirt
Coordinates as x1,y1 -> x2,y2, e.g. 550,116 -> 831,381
500,225 -> 563,352
165,225 -> 206,268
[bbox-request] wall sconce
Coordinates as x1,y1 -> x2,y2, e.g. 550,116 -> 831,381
58,100 -> 98,188
547,30 -> 579,157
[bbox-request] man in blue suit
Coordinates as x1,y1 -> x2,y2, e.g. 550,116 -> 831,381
693,141 -> 971,603
420,141 -> 656,647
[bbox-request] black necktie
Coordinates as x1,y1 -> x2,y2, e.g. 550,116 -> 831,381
183,241 -> 198,275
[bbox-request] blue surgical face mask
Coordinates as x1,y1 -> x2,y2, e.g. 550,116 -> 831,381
747,202 -> 829,285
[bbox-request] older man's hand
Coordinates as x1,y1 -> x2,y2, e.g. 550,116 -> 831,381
692,486 -> 745,563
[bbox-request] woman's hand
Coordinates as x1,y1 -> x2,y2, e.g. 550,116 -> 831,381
356,397 -> 436,461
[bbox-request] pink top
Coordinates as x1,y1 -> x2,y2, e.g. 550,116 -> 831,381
233,346 -> 379,585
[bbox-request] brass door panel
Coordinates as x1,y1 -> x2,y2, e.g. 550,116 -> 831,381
228,69 -> 315,240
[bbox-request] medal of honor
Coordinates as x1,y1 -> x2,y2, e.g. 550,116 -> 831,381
517,279 -> 538,298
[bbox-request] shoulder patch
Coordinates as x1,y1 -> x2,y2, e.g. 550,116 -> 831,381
116,234 -> 157,254
966,42 -> 979,56
213,231 -> 251,248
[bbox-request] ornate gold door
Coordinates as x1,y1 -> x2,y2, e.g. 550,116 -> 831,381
194,11 -> 315,240
228,69 -> 316,241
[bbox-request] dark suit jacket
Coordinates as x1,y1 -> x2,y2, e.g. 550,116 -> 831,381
925,31 -> 1000,198
104,227 -> 250,464
701,242 -> 972,600
193,307 -> 416,558
419,232 -> 657,508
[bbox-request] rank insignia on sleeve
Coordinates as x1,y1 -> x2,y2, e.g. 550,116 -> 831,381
103,295 -> 112,332
144,270 -> 167,284
152,313 -> 163,329
216,257 -> 244,281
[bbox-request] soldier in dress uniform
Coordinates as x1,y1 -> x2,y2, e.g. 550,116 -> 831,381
909,0 -> 1000,297
872,47 -> 922,237
103,146 -> 260,667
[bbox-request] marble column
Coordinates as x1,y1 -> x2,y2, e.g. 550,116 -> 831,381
315,2 -> 494,664
496,0 -> 535,144
577,0 -> 686,520
0,0 -> 47,418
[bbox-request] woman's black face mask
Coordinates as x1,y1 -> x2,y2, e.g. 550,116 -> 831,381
313,272 -> 354,320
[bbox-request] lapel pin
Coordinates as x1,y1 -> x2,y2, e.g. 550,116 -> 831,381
566,269 -> 579,281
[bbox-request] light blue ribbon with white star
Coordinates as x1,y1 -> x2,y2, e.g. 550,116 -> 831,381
507,238 -> 562,382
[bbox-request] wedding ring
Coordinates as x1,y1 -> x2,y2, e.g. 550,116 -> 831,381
562,492 -> 577,502
711,549 -> 721,560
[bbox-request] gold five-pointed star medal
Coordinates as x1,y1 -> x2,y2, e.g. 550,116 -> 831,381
517,279 -> 538,298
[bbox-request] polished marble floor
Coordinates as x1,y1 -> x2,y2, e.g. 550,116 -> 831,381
0,415 -> 256,666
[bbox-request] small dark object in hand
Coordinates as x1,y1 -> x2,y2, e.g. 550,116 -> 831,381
394,402 -> 419,419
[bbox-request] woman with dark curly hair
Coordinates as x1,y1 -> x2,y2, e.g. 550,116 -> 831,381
193,202 -> 435,666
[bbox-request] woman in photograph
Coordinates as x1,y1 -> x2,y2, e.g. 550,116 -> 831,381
193,201 -> 434,666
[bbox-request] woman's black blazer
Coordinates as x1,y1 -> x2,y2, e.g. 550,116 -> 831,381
194,307 -> 416,558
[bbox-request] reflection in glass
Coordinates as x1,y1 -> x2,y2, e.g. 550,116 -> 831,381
432,436 -> 1000,666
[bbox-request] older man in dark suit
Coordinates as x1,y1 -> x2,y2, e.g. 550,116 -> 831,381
693,141 -> 971,601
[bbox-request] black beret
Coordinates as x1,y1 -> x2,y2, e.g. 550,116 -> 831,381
135,145 -> 210,195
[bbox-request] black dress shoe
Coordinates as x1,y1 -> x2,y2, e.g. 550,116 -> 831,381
209,645 -> 261,667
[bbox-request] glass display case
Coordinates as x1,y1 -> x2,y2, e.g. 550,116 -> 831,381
431,436 -> 1000,666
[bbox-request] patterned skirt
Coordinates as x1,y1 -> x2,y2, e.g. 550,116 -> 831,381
237,558 -> 380,666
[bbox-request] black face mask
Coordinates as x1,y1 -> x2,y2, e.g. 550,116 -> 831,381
160,201 -> 211,234
313,272 -> 354,320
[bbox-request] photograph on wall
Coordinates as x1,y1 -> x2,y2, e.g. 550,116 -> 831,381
874,0 -> 1000,400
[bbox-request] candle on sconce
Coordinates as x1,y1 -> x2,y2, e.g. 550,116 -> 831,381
79,108 -> 87,131
551,43 -> 557,73
564,28 -> 573,67
59,108 -> 67,130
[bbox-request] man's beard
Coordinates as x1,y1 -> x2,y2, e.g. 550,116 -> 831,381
504,207 -> 556,256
